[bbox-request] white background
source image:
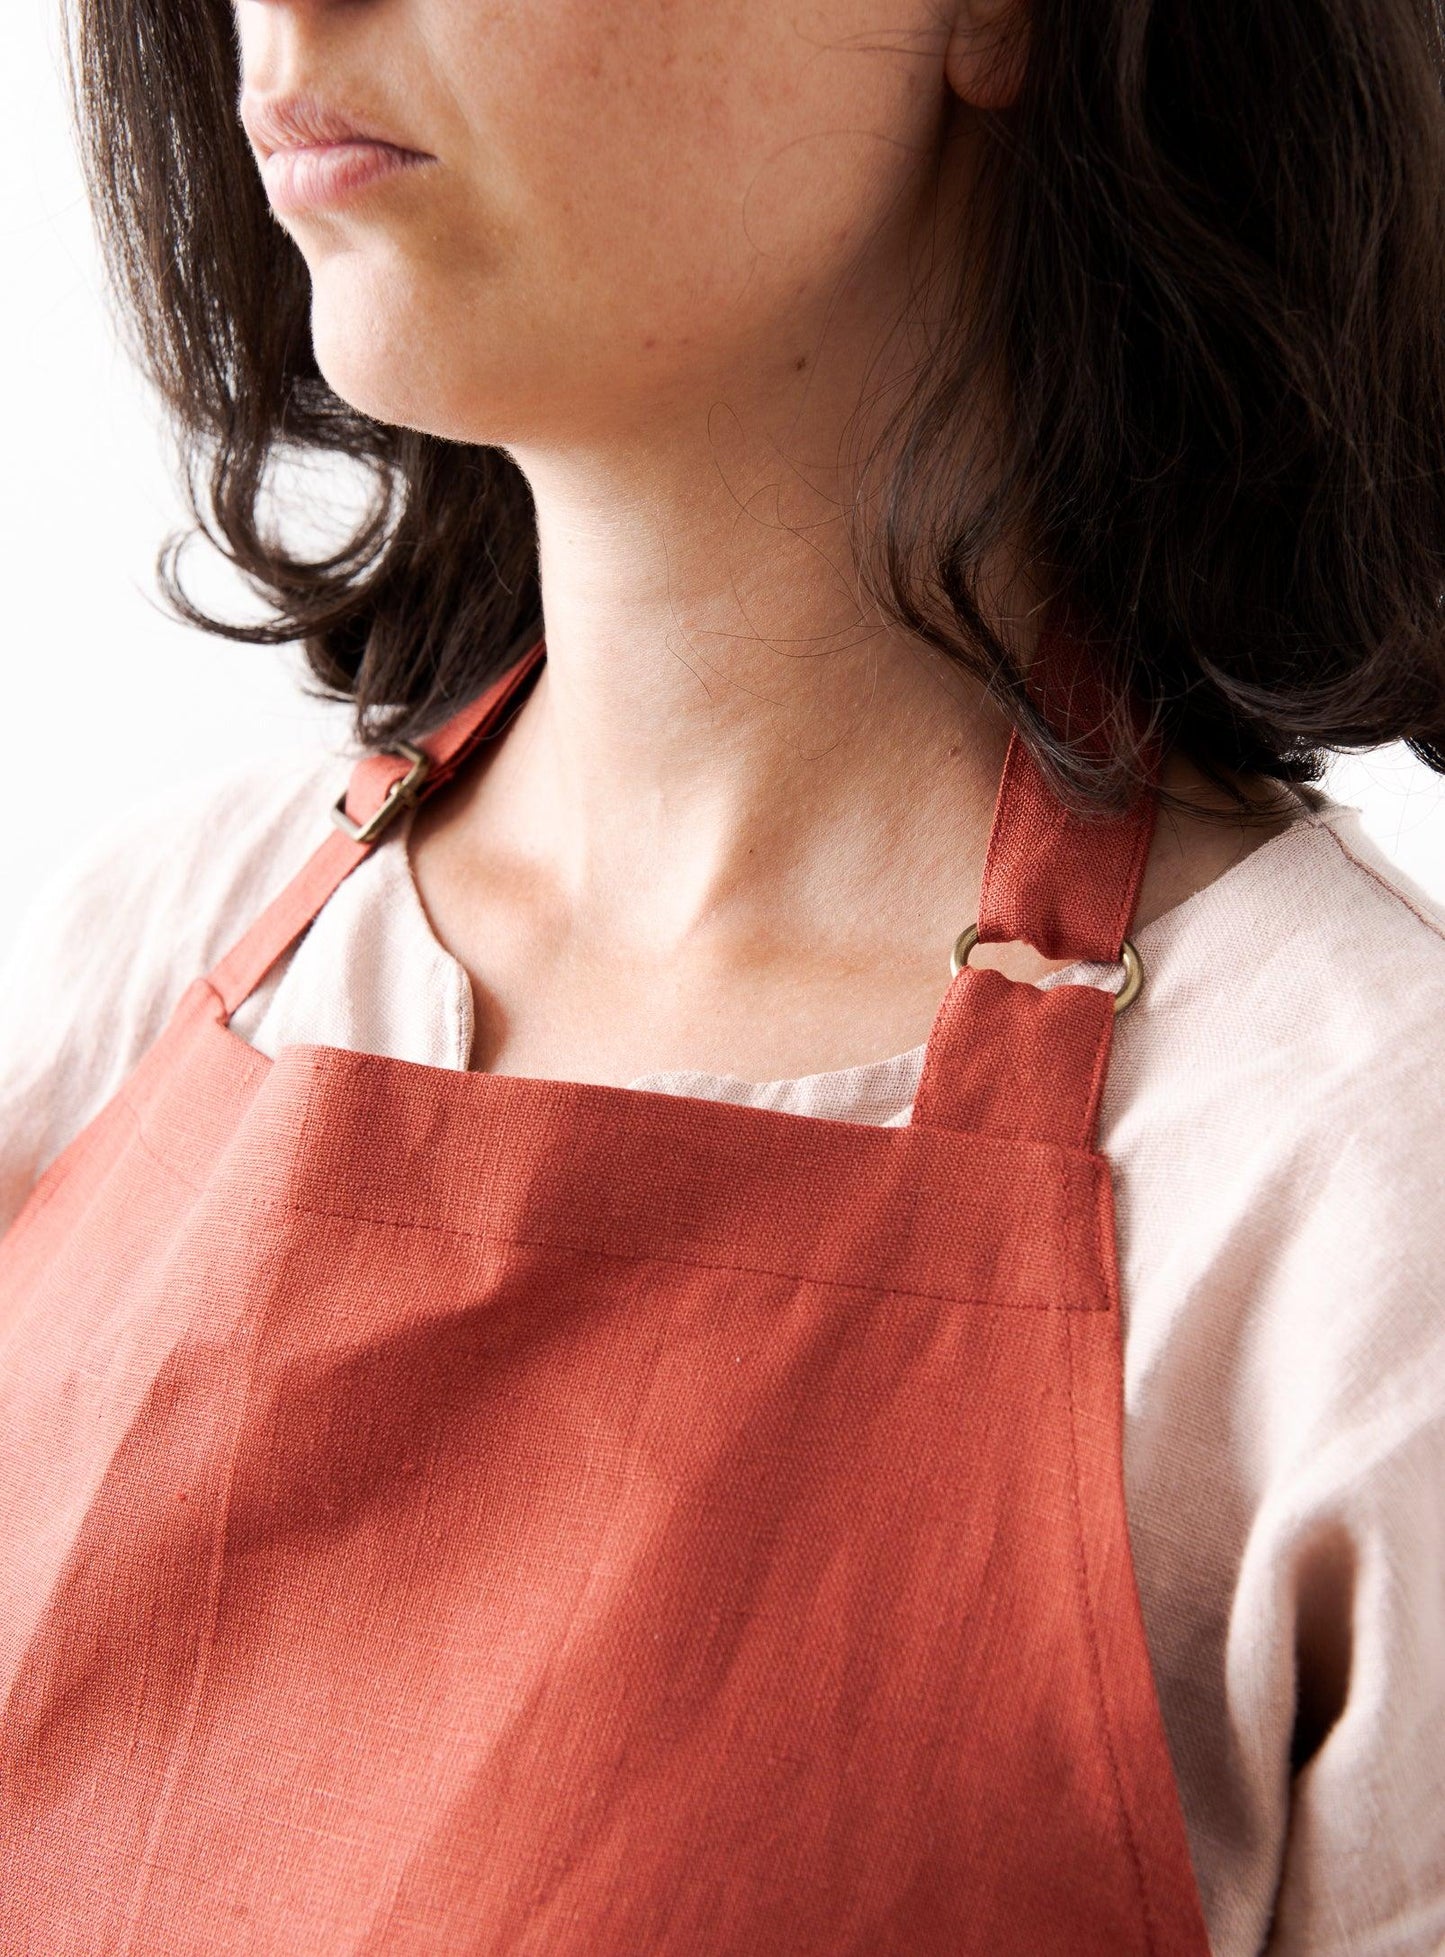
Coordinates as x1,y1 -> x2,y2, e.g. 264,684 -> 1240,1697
4,0 -> 1442,967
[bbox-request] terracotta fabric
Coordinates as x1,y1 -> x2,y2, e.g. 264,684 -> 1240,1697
206,649 -> 547,1018
0,622 -> 1211,1954
975,604 -> 1160,965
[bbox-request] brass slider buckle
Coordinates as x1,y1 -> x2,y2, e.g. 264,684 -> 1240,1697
330,742 -> 432,847
950,922 -> 1145,1016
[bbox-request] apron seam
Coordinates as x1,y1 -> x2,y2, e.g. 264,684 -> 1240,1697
111,1294 -> 268,1955
144,1190 -> 1106,1313
1065,1310 -> 1160,1954
110,1101 -> 1112,1313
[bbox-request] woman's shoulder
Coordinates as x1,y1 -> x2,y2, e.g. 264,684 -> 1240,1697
1280,785 -> 1444,989
0,743 -> 354,1222
1113,783 -> 1445,1391
1136,785 -> 1445,1075
6,741 -> 356,1016
1110,793 -> 1445,1957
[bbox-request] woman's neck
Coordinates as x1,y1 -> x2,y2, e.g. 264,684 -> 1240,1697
501,405 -> 1033,962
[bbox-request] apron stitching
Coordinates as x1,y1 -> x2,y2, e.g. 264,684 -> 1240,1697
1078,1007 -> 1116,1153
151,1192 -> 1104,1313
114,1059 -> 331,1950
111,1298 -> 266,1955
1092,1155 -> 1118,1320
112,1099 -> 1109,1312
1065,1310 -> 1159,1954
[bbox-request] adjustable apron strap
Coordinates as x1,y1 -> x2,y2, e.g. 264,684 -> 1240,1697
911,612 -> 1160,1149
206,639 -> 547,1020
205,614 -> 1151,1148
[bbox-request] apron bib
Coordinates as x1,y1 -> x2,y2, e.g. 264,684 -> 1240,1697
0,626 -> 1211,1954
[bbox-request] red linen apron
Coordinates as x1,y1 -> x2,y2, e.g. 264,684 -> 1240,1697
0,624 -> 1211,1955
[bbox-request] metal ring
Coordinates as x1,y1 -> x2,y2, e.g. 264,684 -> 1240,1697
950,923 -> 1145,1016
330,742 -> 431,848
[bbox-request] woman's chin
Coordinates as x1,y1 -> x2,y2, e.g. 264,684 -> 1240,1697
308,310 -> 491,442
299,247 -> 488,434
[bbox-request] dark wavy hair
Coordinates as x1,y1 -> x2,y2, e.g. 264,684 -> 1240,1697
66,0 -> 1445,818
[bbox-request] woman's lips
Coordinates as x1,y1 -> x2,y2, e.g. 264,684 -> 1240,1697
262,141 -> 433,216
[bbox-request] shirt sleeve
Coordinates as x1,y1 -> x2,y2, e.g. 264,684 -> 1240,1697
1255,1046 -> 1445,1954
0,750 -> 347,1239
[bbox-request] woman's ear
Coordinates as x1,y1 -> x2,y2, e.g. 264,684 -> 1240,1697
945,0 -> 1030,110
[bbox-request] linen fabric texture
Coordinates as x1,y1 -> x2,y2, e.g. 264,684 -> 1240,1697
0,648 -> 1442,1952
0,636 -> 1215,1953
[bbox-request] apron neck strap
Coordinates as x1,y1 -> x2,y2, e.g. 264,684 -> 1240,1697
208,612 -> 1156,1154
911,610 -> 1160,1147
979,609 -> 1160,964
205,637 -> 547,1019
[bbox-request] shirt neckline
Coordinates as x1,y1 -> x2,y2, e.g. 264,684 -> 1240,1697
390,784 -> 1352,1097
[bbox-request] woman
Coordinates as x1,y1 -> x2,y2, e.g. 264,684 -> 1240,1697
0,0 -> 1441,1949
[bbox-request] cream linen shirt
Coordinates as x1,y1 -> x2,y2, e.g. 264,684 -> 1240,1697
0,746 -> 1442,1956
